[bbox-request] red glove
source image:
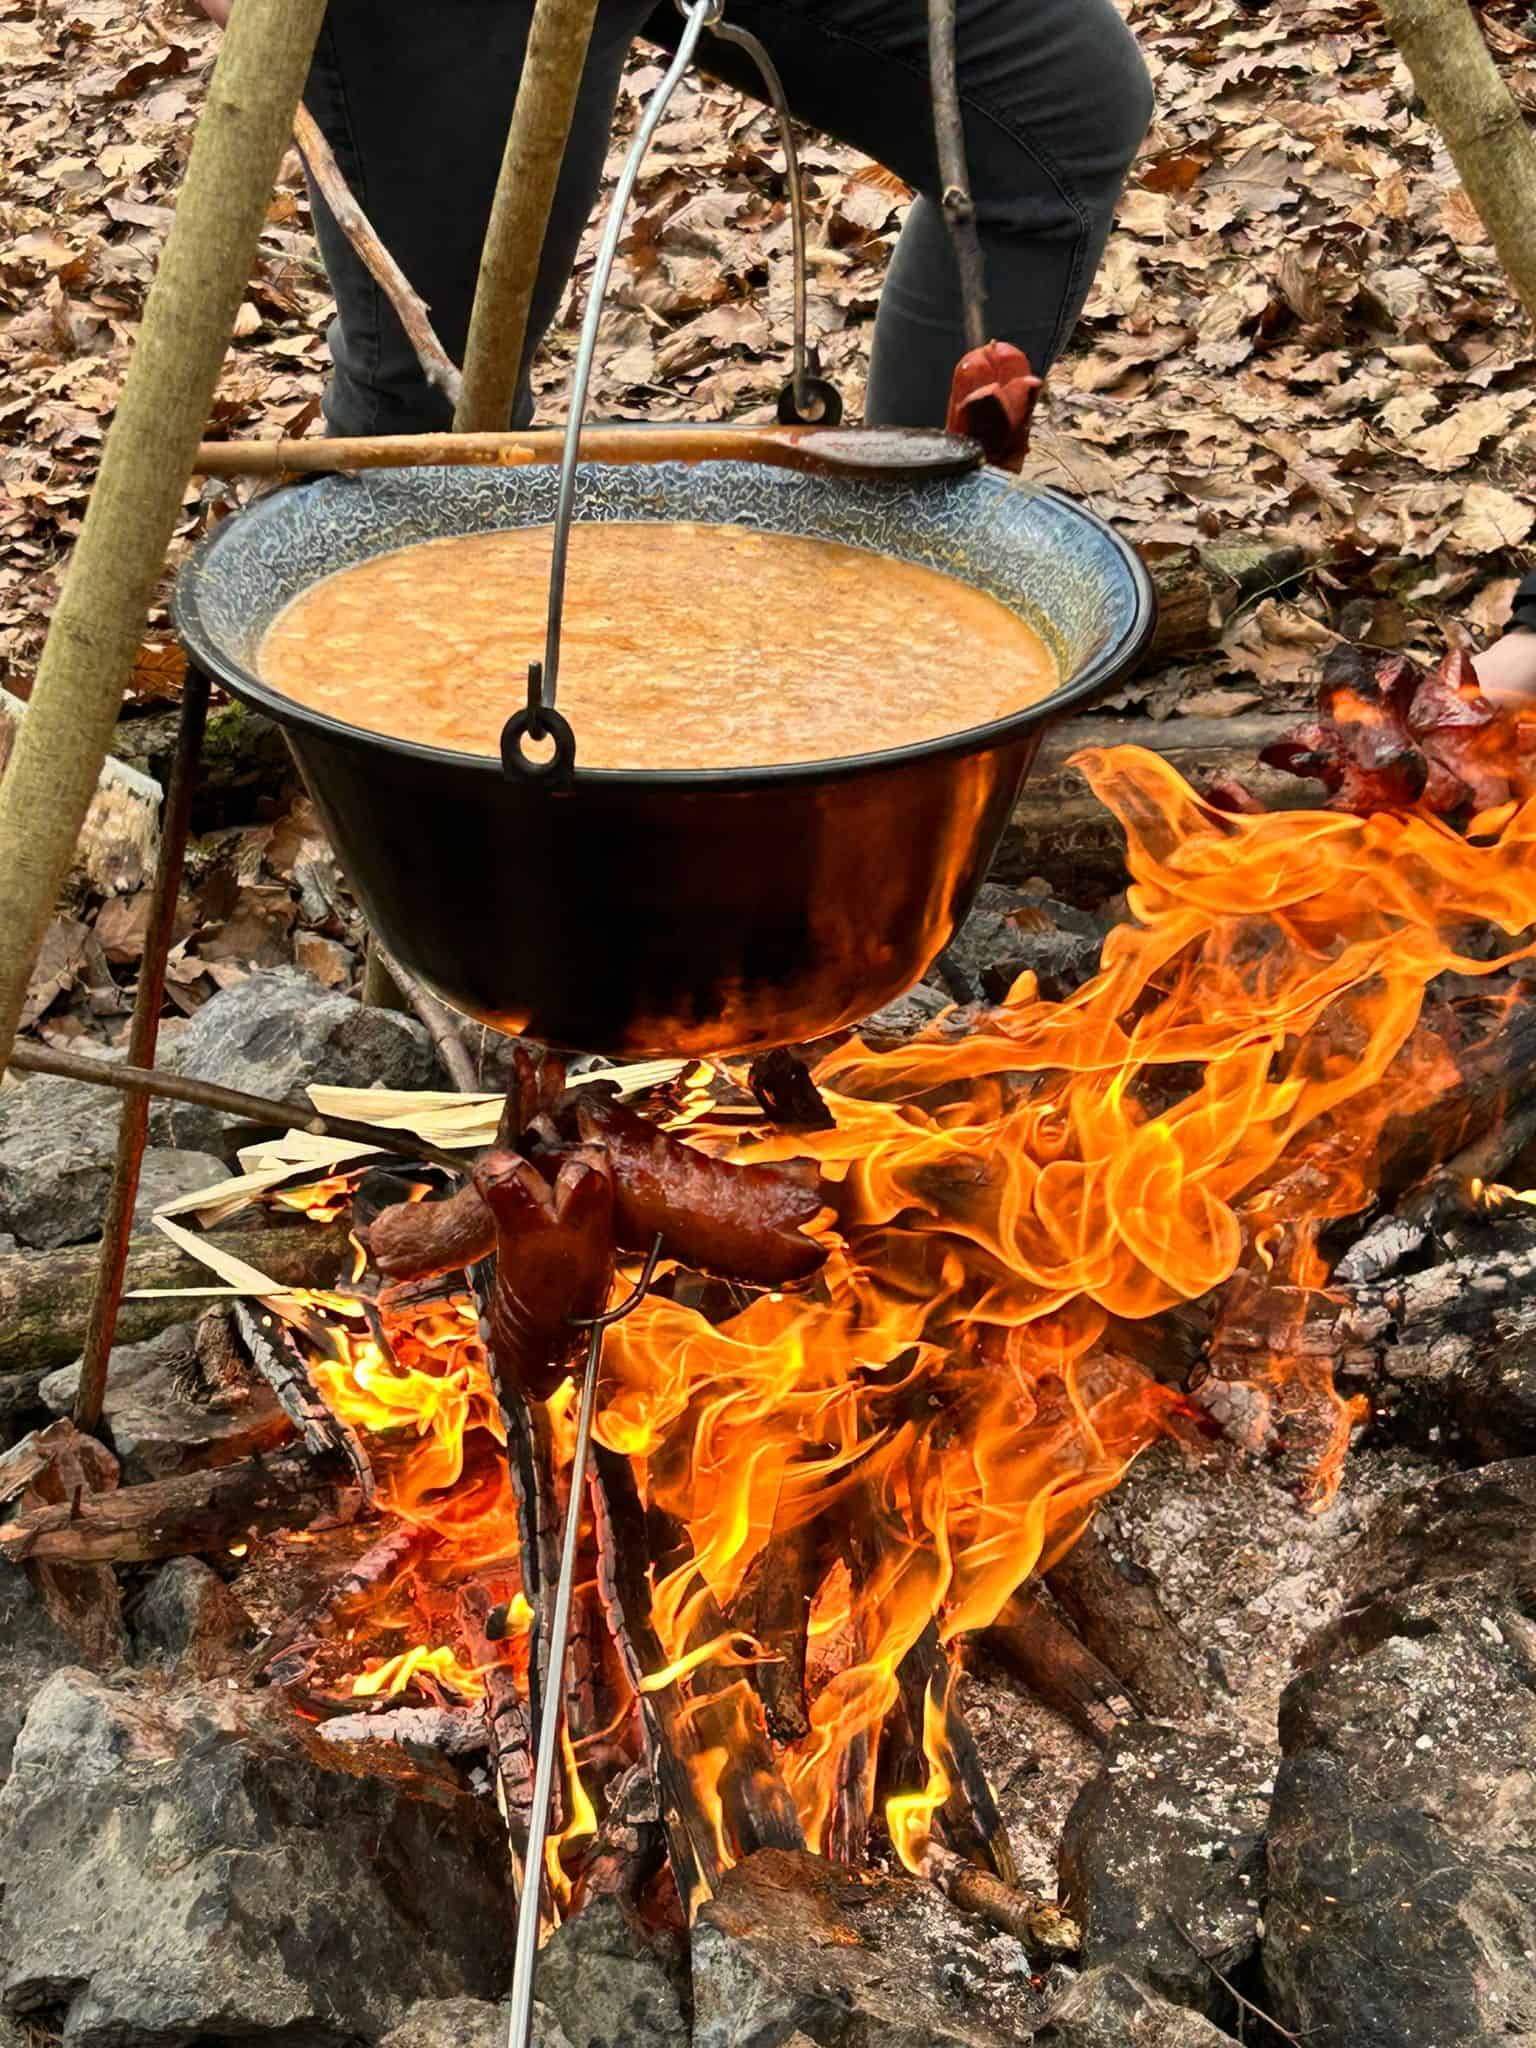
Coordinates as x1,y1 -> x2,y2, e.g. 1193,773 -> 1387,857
946,342 -> 1043,471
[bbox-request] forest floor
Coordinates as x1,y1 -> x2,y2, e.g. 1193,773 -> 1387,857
2,0 -> 1536,1031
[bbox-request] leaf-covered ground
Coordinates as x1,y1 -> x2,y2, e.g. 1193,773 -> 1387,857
1,0 -> 1533,1031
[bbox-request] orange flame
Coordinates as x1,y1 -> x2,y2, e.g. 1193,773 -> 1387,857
284,738 -> 1536,1897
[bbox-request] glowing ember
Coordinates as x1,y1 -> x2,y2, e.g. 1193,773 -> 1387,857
281,731 -> 1536,1888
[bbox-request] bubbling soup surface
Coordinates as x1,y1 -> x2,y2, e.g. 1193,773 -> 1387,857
257,521 -> 1059,771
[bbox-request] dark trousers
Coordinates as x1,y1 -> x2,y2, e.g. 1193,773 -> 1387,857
301,0 -> 1152,437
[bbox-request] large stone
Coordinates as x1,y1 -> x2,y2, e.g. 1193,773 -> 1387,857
691,1847 -> 1047,2048
935,884 -> 1104,1006
40,1322 -> 287,1482
1059,1722 -> 1271,2018
133,1558 -> 253,1678
534,1897 -> 688,2048
0,1063 -> 222,1251
1261,1471 -> 1536,2048
0,1568 -> 80,1785
1034,1968 -> 1238,2046
0,1669 -> 512,2047
155,968 -> 439,1156
378,2000 -> 573,2048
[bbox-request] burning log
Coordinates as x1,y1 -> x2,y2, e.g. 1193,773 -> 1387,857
1044,1523 -> 1209,1727
0,1445 -> 363,1566
457,1576 -> 544,1919
251,1523 -> 436,1683
730,1494 -> 821,1743
893,1621 -> 1018,1884
318,1703 -> 487,1762
229,1302 -> 375,1504
571,1762 -> 668,1910
0,1216 -> 354,1375
980,1588 -> 1137,1749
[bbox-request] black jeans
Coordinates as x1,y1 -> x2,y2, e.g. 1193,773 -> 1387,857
302,0 -> 1152,437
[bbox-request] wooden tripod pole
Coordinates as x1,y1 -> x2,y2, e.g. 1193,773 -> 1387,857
453,0 -> 603,431
0,0 -> 328,1079
1375,0 -> 1536,325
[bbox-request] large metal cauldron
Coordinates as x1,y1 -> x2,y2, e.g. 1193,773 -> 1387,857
174,456 -> 1154,1057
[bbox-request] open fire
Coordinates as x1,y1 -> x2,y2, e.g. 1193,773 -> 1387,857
247,648 -> 1536,1925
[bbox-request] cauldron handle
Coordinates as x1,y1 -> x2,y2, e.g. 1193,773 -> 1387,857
503,0 -> 722,786
502,0 -> 836,784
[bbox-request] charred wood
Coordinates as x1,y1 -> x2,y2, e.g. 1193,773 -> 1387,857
730,1498 -> 821,1743
572,1762 -> 668,1911
230,1302 -> 375,1503
1045,1523 -> 1209,1726
251,1522 -> 436,1683
318,1703 -> 488,1761
1335,1094 -> 1536,1286
0,1444 -> 362,1565
746,1049 -> 836,1133
895,1620 -> 1018,1885
980,1587 -> 1136,1748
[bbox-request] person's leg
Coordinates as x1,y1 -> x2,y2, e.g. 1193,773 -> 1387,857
653,0 -> 1151,426
303,0 -> 655,436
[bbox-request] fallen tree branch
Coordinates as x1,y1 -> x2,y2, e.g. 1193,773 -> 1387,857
925,1842 -> 1080,1958
0,1445 -> 363,1566
292,103 -> 461,407
0,1216 -> 353,1376
374,945 -> 478,1094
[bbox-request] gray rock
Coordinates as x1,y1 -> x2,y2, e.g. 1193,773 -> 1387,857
1035,1968 -> 1237,2046
0,1366 -> 51,1452
40,1322 -> 287,1482
156,967 -> 439,1155
0,1668 -> 512,2047
1262,1481 -> 1536,2048
133,1558 -> 253,1677
0,1060 -> 224,1250
1059,1722 -> 1271,2018
936,883 -> 1104,1006
535,1897 -> 688,2048
378,1999 -> 576,2048
859,981 -> 950,1043
0,1569 -> 80,1785
691,1847 -> 1046,2048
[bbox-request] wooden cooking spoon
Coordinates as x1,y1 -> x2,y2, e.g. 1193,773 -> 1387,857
190,422 -> 985,484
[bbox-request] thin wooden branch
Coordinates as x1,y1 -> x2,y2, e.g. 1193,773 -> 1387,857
292,103 -> 461,407
896,1620 -> 1018,1884
6,1041 -> 466,1172
0,0 -> 329,1076
925,1843 -> 1080,1957
926,0 -> 986,351
374,945 -> 478,1094
76,666 -> 209,1433
454,0 -> 603,431
1376,0 -> 1536,327
0,1445 -> 362,1566
231,1300 -> 375,1503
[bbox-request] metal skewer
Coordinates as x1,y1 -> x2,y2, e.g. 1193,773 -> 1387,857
505,1234 -> 665,2048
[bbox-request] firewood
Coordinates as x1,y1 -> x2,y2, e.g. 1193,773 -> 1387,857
0,1445 -> 363,1566
923,1842 -> 1081,1957
894,1621 -> 1019,1885
1045,1524 -> 1209,1727
318,1704 -> 487,1762
980,1588 -> 1136,1748
0,0 -> 329,1075
230,1302 -> 375,1504
457,1577 -> 545,1920
731,1504 -> 820,1743
572,1762 -> 668,1910
0,1217 -> 353,1376
252,1523 -> 436,1683
746,1049 -> 837,1133
1335,1095 -> 1536,1287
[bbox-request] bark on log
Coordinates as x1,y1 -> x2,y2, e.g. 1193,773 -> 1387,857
0,1445 -> 362,1565
1045,1523 -> 1209,1726
454,0 -> 602,431
0,1218 -> 353,1376
0,0 -> 328,1075
980,1588 -> 1137,1748
1375,0 -> 1536,327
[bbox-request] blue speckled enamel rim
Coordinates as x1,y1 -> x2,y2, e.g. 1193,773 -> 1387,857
173,459 -> 1155,790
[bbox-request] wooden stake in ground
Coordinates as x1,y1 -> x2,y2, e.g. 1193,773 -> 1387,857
0,0 -> 329,1080
1375,0 -> 1536,325
453,0 -> 603,431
